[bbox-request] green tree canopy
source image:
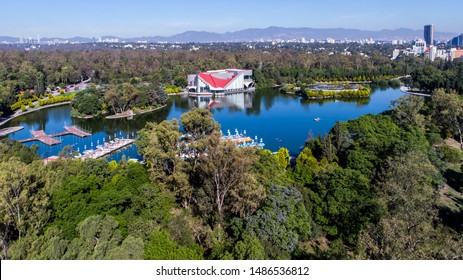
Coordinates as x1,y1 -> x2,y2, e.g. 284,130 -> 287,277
244,185 -> 311,253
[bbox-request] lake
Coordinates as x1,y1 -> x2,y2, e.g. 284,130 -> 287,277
0,87 -> 404,160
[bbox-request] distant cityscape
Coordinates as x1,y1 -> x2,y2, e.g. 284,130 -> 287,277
391,24 -> 463,61
1,26 -> 461,45
1,26 -> 462,61
4,34 -> 461,46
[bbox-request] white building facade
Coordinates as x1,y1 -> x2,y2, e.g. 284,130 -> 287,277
187,69 -> 254,94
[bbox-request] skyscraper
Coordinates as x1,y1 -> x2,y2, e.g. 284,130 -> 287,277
424,24 -> 434,46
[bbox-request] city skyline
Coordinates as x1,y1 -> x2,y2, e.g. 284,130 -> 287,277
1,0 -> 462,37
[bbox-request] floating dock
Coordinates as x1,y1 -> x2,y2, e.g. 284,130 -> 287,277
77,138 -> 135,160
19,126 -> 91,145
29,130 -> 61,145
64,125 -> 91,137
0,126 -> 24,137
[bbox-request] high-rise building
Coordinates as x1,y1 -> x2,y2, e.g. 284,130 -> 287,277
424,24 -> 434,45
449,34 -> 463,47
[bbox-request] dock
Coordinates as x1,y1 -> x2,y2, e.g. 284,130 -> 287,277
64,125 -> 91,137
0,126 -> 24,137
19,125 -> 91,145
28,130 -> 61,145
78,138 -> 135,160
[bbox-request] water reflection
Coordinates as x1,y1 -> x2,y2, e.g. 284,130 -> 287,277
188,93 -> 253,110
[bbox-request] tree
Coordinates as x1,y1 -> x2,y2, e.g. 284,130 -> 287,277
0,84 -> 11,117
74,92 -> 101,115
137,120 -> 192,208
197,139 -> 264,226
58,145 -> 78,159
274,147 -> 290,169
432,89 -> 463,149
358,151 -> 441,259
411,66 -> 445,93
180,108 -> 220,140
309,166 -> 376,244
144,229 -> 203,260
252,149 -> 288,187
104,83 -> 139,113
391,95 -> 425,129
7,226 -> 69,260
244,185 -> 311,253
0,158 -> 48,259
232,234 -> 266,260
64,215 -> 123,260
106,235 -> 144,260
293,147 -> 319,185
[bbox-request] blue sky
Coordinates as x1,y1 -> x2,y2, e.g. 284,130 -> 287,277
1,0 -> 461,37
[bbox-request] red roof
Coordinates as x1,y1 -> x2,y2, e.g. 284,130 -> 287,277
199,72 -> 235,89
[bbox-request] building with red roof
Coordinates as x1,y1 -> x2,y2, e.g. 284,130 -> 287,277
187,69 -> 254,94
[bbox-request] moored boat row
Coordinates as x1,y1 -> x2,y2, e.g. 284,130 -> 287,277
76,138 -> 135,160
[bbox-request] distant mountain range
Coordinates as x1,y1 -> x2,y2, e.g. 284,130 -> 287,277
0,26 -> 457,43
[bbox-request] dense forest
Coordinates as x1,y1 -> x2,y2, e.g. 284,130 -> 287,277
1,90 -> 462,259
1,48 -> 463,116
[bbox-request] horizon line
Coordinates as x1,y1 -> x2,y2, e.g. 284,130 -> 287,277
1,25 -> 459,39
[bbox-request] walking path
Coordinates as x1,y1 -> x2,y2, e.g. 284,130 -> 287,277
0,79 -> 90,127
0,102 -> 72,127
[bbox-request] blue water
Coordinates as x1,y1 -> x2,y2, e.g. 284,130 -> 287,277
1,87 -> 403,159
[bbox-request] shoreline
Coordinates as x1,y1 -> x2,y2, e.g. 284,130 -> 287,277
105,104 -> 167,119
0,102 -> 72,127
400,86 -> 431,97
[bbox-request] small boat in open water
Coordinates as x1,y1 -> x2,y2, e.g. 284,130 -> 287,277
314,117 -> 321,122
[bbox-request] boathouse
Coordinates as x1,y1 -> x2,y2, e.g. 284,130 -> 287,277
187,69 -> 254,94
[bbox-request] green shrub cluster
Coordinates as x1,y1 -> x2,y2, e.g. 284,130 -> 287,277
305,88 -> 371,98
165,83 -> 182,94
10,96 -> 39,111
38,94 -> 75,106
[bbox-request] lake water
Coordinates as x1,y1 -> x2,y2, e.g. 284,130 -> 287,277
1,87 -> 404,160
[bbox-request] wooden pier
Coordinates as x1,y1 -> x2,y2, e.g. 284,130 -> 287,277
19,126 -> 91,145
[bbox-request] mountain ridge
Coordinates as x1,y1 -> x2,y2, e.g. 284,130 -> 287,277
1,26 -> 457,43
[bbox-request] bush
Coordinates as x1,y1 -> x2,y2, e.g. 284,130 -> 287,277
38,94 -> 75,106
427,133 -> 443,145
438,144 -> 463,163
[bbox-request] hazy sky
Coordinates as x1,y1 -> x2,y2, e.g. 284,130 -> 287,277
1,0 -> 461,37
